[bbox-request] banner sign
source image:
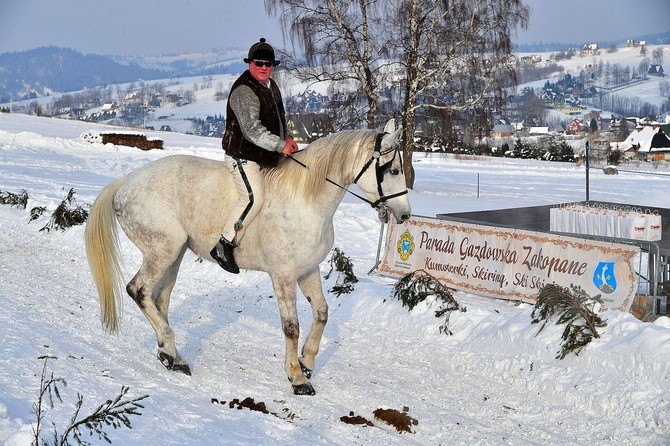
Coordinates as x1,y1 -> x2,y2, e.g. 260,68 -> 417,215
378,216 -> 640,312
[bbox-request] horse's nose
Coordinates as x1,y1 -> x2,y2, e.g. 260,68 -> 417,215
399,213 -> 411,223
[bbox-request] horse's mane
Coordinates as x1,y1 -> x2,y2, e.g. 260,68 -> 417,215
264,129 -> 377,202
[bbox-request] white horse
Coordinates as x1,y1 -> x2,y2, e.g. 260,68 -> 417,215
85,119 -> 411,395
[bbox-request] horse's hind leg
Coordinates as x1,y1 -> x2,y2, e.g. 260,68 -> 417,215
297,267 -> 328,379
127,246 -> 190,375
154,248 -> 186,322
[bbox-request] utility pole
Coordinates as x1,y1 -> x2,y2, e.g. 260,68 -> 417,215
585,141 -> 590,201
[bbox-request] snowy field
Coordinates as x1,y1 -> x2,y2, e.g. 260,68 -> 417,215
1,113 -> 669,445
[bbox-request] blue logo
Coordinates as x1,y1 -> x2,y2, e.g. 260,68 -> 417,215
593,262 -> 617,294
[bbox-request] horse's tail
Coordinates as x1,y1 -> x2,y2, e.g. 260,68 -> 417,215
85,178 -> 125,333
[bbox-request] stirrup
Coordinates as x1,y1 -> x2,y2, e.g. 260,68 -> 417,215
210,236 -> 239,274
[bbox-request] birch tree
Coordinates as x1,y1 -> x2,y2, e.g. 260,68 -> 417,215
266,0 -> 529,188
391,0 -> 529,186
265,0 -> 389,129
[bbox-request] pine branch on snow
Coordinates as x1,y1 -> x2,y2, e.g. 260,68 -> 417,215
324,247 -> 358,296
0,189 -> 29,208
532,284 -> 607,359
32,357 -> 148,446
39,188 -> 89,232
393,269 -> 463,335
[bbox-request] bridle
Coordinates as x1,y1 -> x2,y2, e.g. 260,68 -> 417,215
352,132 -> 408,208
287,132 -> 409,210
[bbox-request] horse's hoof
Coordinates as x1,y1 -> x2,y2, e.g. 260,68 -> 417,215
172,363 -> 192,376
158,351 -> 191,375
298,359 -> 312,379
292,382 -> 316,396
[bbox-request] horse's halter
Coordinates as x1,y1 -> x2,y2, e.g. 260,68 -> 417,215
352,132 -> 408,209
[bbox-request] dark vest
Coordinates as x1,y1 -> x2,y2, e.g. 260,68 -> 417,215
222,70 -> 285,167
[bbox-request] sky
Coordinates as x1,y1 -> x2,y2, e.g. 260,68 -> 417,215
0,0 -> 668,56
0,0 -> 286,56
517,0 -> 670,45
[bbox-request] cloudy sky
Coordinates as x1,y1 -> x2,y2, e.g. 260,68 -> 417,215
0,0 -> 668,56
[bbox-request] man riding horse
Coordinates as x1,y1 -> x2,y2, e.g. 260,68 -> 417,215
211,38 -> 298,274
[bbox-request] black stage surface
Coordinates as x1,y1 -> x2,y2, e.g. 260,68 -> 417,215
436,200 -> 670,255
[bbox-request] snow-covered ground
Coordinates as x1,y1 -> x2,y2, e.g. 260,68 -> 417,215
1,113 -> 669,445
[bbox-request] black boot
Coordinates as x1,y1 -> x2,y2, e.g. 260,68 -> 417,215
210,236 -> 239,274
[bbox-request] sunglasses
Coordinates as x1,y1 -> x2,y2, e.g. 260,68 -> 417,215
252,60 -> 274,68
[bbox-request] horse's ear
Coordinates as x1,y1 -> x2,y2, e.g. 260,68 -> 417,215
382,122 -> 403,148
383,118 -> 396,134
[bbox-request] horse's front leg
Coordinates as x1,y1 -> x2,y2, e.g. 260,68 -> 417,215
271,276 -> 315,396
297,267 -> 328,379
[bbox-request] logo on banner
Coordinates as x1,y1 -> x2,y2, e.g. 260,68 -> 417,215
593,261 -> 617,294
396,230 -> 415,261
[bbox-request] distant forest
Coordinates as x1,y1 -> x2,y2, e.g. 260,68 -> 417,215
516,31 -> 670,53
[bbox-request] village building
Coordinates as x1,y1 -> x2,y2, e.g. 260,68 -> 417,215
582,43 -> 599,56
566,119 -> 584,135
490,123 -> 515,137
626,39 -> 646,47
648,65 -> 665,77
528,126 -> 550,136
614,121 -> 670,161
286,114 -> 334,144
518,54 -> 542,65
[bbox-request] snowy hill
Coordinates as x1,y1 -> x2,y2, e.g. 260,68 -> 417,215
2,44 -> 667,138
1,113 -> 670,445
0,46 -> 247,103
518,44 -> 669,110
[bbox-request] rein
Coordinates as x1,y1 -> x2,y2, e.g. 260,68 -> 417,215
286,132 -> 408,209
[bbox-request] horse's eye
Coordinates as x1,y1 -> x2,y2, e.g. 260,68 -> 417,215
390,168 -> 400,175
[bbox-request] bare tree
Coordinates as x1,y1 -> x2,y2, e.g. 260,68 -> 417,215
660,80 -> 670,99
266,0 -> 528,188
639,58 -> 651,78
652,47 -> 664,66
266,0 -> 390,129
389,0 -> 529,186
520,89 -> 547,126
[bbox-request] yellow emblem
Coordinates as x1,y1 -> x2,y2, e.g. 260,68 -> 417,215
396,230 -> 415,261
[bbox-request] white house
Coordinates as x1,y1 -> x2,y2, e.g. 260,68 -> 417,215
617,122 -> 670,160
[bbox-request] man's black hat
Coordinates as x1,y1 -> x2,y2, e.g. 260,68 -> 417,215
243,38 -> 280,66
